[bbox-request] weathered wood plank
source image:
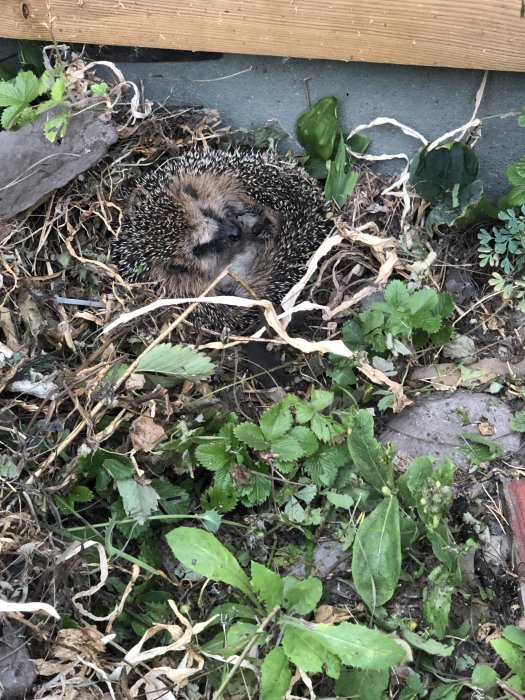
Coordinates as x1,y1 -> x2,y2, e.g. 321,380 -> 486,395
3,0 -> 525,72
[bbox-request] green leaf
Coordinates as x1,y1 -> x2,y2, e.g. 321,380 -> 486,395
0,70 -> 39,107
165,527 -> 255,602
311,413 -> 342,442
471,663 -> 499,689
511,411 -> 525,432
234,422 -> 267,449
423,572 -> 453,639
200,485 -> 238,514
282,624 -> 340,678
282,576 -> 322,615
1,104 -> 23,129
490,637 -> 525,684
429,683 -> 463,700
50,76 -> 66,102
116,479 -> 160,524
271,433 -> 304,461
261,647 -> 292,700
251,562 -> 284,609
503,625 -> 525,649
347,410 -> 393,492
43,112 -> 69,142
352,496 -> 401,610
296,95 -> 338,160
310,388 -> 334,411
403,629 -> 453,656
238,471 -> 271,506
335,667 -> 389,699
103,456 -> 135,480
195,442 -> 228,470
325,134 -> 359,208
283,619 -> 405,671
136,343 -> 214,381
304,443 -> 348,486
384,279 -> 410,309
259,402 -> 293,441
289,426 -> 319,456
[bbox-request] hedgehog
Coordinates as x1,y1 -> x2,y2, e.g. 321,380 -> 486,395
113,148 -> 331,332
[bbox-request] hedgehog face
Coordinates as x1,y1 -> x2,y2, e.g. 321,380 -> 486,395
150,172 -> 280,296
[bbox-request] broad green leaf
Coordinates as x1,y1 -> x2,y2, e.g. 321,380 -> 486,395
165,527 -> 255,602
429,683 -> 463,700
259,402 -> 293,441
403,629 -> 453,656
352,496 -> 401,610
1,104 -> 22,129
271,433 -> 304,461
490,637 -> 525,684
284,496 -> 305,522
471,663 -> 499,689
511,411 -> 525,432
200,485 -> 237,514
251,562 -> 284,609
335,667 -> 389,698
289,426 -> 319,456
116,479 -> 160,524
136,343 -> 214,381
282,576 -> 322,615
503,625 -> 525,649
296,95 -> 338,160
234,422 -> 267,449
261,647 -> 292,700
282,624 -> 340,678
238,471 -> 271,507
347,410 -> 393,492
326,491 -> 353,509
283,619 -> 405,671
311,413 -> 342,442
325,134 -> 359,208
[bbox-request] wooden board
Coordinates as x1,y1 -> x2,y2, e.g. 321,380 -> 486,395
3,0 -> 525,72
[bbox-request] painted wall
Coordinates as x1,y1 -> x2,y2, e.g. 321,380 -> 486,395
1,39 -> 524,199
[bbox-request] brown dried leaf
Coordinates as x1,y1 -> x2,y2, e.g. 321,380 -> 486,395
314,604 -> 351,624
53,627 -> 106,662
130,415 -> 166,452
478,420 -> 495,436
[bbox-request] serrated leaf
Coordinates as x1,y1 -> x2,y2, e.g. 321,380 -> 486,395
234,422 -> 267,449
282,576 -> 322,615
261,647 -> 292,700
116,479 -> 160,524
283,620 -> 404,672
165,527 -> 255,601
311,413 -> 342,442
511,411 -> 525,432
51,76 -> 66,101
347,410 -> 393,492
289,426 -> 319,456
103,457 -> 135,480
304,443 -> 348,486
200,485 -> 238,514
383,279 -> 410,309
136,343 -> 214,381
1,104 -> 21,129
352,497 -> 401,610
310,388 -> 334,411
259,403 -> 293,441
238,471 -> 271,506
281,624 -> 341,678
195,442 -> 228,470
251,562 -> 284,609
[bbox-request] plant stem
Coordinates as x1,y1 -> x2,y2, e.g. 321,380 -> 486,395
212,605 -> 281,700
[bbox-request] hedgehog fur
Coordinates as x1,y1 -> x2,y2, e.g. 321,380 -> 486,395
114,147 -> 330,331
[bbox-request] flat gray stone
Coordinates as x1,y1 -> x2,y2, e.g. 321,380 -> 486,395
380,390 -> 522,468
0,107 -> 117,221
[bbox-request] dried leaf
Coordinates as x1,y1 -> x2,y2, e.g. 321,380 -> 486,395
130,415 -> 166,452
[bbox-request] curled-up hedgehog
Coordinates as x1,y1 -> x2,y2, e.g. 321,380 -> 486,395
114,148 -> 331,331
